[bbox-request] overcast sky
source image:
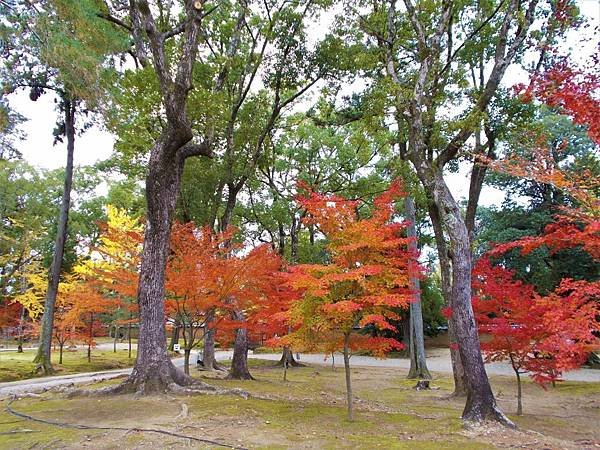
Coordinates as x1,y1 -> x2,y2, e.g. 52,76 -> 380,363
10,0 -> 599,207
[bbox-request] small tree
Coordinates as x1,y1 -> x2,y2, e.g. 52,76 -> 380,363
473,258 -> 600,415
166,223 -> 282,376
285,181 -> 418,421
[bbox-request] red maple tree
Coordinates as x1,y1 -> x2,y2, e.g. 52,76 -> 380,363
473,258 -> 600,415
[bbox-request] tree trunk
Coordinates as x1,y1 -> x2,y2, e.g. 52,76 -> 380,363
278,222 -> 285,256
200,310 -> 224,370
169,318 -> 180,351
405,196 -> 432,381
113,324 -> 119,353
343,333 -> 353,422
33,99 -> 76,374
17,305 -> 25,353
184,348 -> 191,375
59,343 -> 64,365
276,346 -> 304,367
290,214 -> 299,263
429,172 -> 512,426
127,318 -> 132,359
428,201 -> 467,396
227,311 -> 253,380
87,313 -> 93,363
516,369 -> 523,416
115,131 -> 200,393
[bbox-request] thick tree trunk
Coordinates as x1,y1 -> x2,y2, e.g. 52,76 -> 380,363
428,202 -> 467,396
405,197 -> 431,381
343,333 -> 353,422
429,172 -> 512,426
227,311 -> 253,380
34,99 -> 76,374
115,132 -> 200,393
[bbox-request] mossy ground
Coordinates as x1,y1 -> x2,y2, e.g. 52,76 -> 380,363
0,359 -> 598,449
0,349 -> 137,382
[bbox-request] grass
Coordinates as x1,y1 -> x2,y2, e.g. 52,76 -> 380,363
0,358 -> 598,449
0,348 -> 137,382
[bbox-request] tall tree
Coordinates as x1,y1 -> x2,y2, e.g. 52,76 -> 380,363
1,0 -> 126,372
351,0 -> 576,424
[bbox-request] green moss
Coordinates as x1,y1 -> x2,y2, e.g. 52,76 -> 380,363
0,349 -> 137,382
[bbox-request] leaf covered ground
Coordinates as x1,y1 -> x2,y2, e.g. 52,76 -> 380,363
0,359 -> 598,449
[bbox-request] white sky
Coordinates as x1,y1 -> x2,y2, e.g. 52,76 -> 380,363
10,1 -> 600,208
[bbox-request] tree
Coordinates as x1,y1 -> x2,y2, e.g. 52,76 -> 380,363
349,0 -> 576,424
166,222 -> 282,378
1,0 -> 126,373
51,280 -> 81,365
76,205 -> 143,360
473,258 -> 600,415
67,282 -> 113,362
284,181 -> 416,420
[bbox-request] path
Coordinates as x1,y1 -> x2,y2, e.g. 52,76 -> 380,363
2,348 -> 598,397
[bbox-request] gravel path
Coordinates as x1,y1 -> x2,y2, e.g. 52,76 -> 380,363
1,347 -> 598,397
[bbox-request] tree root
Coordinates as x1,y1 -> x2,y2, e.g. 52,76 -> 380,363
5,396 -> 247,449
462,404 -> 516,430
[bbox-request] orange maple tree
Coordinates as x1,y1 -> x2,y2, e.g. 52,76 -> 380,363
166,222 -> 282,375
280,180 -> 418,420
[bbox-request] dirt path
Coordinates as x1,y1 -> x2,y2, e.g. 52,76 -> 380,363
2,348 -> 598,397
242,348 -> 600,382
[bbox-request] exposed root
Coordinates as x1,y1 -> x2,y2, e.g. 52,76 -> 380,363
462,404 -> 516,430
5,396 -> 247,449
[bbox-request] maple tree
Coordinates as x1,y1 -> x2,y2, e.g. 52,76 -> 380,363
51,283 -> 82,365
67,282 -> 113,363
166,222 -> 283,377
281,181 -> 417,420
76,205 -> 143,359
473,257 -> 600,415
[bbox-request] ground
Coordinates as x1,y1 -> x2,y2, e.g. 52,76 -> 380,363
0,359 -> 598,449
0,348 -> 137,382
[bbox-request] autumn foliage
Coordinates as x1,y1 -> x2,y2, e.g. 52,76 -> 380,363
473,255 -> 600,414
278,180 -> 419,419
166,222 -> 283,373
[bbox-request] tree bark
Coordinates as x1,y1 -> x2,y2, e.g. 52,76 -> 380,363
169,318 -> 180,351
227,311 -> 253,380
405,196 -> 432,381
428,171 -> 512,426
184,348 -> 191,375
428,201 -> 467,396
200,309 -> 224,370
59,343 -> 64,365
127,317 -> 132,359
34,99 -> 76,374
121,145 -> 197,393
343,333 -> 353,422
